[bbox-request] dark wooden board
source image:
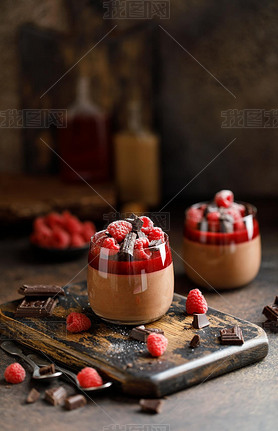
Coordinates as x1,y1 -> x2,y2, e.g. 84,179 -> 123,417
0,282 -> 268,397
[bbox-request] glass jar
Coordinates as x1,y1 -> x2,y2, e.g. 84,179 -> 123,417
87,232 -> 174,324
183,202 -> 261,289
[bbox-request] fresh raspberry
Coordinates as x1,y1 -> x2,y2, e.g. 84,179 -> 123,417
66,312 -> 92,333
77,367 -> 103,388
186,207 -> 203,229
215,190 -> 234,208
62,211 -> 83,235
148,227 -> 164,242
186,289 -> 208,315
82,221 -> 96,243
232,202 -> 246,217
50,227 -> 71,249
102,237 -> 120,256
71,233 -> 86,247
45,212 -> 63,229
140,216 -> 154,234
226,208 -> 241,220
147,333 -> 168,357
33,216 -> 47,232
134,237 -> 149,249
133,242 -> 151,260
234,219 -> 245,231
31,223 -> 52,247
4,363 -> 26,384
90,232 -> 107,257
107,220 -> 132,243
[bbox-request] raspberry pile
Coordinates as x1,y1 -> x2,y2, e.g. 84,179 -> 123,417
90,214 -> 166,261
31,211 -> 96,249
66,312 -> 92,333
186,289 -> 208,315
77,367 -> 103,388
4,363 -> 26,384
186,190 -> 247,233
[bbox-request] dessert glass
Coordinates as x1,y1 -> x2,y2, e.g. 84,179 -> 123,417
183,202 -> 261,289
87,232 -> 174,324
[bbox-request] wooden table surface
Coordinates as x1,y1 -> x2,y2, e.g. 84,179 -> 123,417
0,206 -> 277,431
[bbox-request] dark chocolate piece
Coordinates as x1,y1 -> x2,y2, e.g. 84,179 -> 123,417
189,334 -> 200,348
130,325 -> 164,342
26,388 -> 40,404
39,363 -> 55,376
139,399 -> 163,414
119,232 -> 136,260
149,239 -> 164,250
274,296 -> 278,306
45,386 -> 67,406
18,284 -> 65,297
125,214 -> 143,232
137,230 -> 147,239
263,320 -> 278,333
262,305 -> 278,321
15,297 -> 58,317
65,394 -> 87,410
192,314 -> 210,329
220,325 -> 244,345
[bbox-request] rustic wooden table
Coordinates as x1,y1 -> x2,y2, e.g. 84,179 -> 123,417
0,206 -> 277,431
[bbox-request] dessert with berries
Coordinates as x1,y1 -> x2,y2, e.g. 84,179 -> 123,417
183,190 -> 261,289
87,214 -> 174,324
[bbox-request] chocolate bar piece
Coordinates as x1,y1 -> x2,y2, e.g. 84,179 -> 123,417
119,232 -> 136,260
45,386 -> 67,406
65,394 -> 87,410
130,325 -> 164,342
262,305 -> 278,321
192,314 -> 210,329
18,284 -> 65,297
263,320 -> 278,333
189,334 -> 200,348
220,325 -> 244,345
39,364 -> 55,376
139,399 -> 164,414
125,214 -> 143,232
26,388 -> 40,404
15,297 -> 58,317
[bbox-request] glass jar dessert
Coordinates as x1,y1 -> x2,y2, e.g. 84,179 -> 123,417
87,215 -> 174,324
183,190 -> 261,289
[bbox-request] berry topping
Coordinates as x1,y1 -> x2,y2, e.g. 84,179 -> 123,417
134,237 -> 149,249
66,312 -> 92,333
134,241 -> 151,260
77,367 -> 103,388
102,237 -> 120,255
207,211 -> 221,232
186,289 -> 208,315
215,190 -> 234,208
140,216 -> 154,234
147,333 -> 168,357
186,207 -> 203,229
107,220 -> 132,243
148,227 -> 164,242
4,363 -> 26,384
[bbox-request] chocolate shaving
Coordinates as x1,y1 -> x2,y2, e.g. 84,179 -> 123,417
65,394 -> 87,410
26,388 -> 40,404
192,314 -> 210,329
139,399 -> 164,414
15,297 -> 58,318
18,284 -> 65,297
45,386 -> 67,406
130,325 -> 164,342
189,334 -> 200,348
220,325 -> 244,345
125,214 -> 143,232
119,232 -> 136,260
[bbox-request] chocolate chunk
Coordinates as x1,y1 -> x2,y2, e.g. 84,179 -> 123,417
274,296 -> 278,306
263,320 -> 278,333
220,325 -> 244,345
130,325 -> 164,342
137,230 -> 147,239
65,394 -> 87,410
26,388 -> 40,404
189,334 -> 200,348
15,297 -> 58,317
18,284 -> 65,297
119,232 -> 136,260
139,399 -> 163,414
192,314 -> 210,329
45,386 -> 67,406
125,214 -> 143,232
39,364 -> 55,376
262,305 -> 278,321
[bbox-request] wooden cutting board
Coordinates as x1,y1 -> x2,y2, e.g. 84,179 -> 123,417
0,282 -> 268,397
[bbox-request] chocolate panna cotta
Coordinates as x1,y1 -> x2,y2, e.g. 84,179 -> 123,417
183,190 -> 261,289
87,214 -> 174,324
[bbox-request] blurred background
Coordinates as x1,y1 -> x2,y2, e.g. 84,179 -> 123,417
1,0 -> 278,233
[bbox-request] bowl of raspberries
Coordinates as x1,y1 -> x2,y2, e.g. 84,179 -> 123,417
30,211 -> 96,259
